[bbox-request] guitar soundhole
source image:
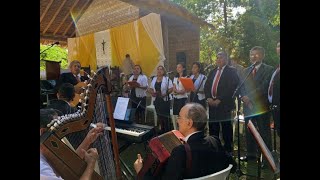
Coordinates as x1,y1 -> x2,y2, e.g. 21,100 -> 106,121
61,128 -> 68,133
83,120 -> 89,125
51,141 -> 58,148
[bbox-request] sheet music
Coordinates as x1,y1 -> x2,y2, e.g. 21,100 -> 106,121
113,97 -> 130,120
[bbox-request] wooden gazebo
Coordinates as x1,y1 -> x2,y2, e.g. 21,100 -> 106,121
40,0 -> 214,70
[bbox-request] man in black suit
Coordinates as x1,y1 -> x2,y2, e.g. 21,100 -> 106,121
56,60 -> 89,93
134,103 -> 235,180
47,83 -> 77,115
204,52 -> 239,155
239,46 -> 274,162
269,42 -> 280,137
47,83 -> 85,149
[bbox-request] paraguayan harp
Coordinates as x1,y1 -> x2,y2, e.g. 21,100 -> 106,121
40,66 -> 122,180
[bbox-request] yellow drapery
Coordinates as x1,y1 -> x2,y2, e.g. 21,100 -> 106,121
110,20 -> 159,76
68,33 -> 97,71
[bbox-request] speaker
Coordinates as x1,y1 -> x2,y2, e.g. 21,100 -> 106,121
45,60 -> 61,80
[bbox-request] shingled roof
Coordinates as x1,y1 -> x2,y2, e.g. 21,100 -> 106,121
40,0 -> 213,46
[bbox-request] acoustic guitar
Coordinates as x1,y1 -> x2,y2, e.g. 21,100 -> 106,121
70,81 -> 87,107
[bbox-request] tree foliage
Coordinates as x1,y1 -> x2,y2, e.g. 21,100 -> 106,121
170,0 -> 280,67
40,44 -> 68,70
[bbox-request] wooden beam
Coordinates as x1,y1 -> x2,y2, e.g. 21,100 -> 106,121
62,0 -> 93,36
53,0 -> 81,35
43,0 -> 68,34
40,33 -> 68,42
40,0 -> 54,23
71,30 -> 76,37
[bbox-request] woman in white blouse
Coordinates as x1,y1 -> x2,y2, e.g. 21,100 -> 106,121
172,63 -> 188,120
148,65 -> 173,134
189,62 -> 207,109
127,65 -> 148,123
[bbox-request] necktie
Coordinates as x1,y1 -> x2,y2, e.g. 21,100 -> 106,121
268,67 -> 280,97
252,68 -> 257,78
76,76 -> 81,83
212,68 -> 221,97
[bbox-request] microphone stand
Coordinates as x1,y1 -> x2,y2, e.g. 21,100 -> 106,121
232,65 -> 259,179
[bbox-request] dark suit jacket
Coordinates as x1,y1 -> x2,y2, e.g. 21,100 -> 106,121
271,68 -> 280,106
46,99 -> 77,115
240,63 -> 274,115
55,72 -> 89,91
144,132 -> 235,180
204,65 -> 239,113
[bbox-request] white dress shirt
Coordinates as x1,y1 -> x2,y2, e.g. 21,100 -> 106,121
128,74 -> 148,98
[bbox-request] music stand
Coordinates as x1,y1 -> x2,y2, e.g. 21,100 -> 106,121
247,120 -> 280,178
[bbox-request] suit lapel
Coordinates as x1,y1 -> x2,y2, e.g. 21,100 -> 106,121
254,63 -> 265,81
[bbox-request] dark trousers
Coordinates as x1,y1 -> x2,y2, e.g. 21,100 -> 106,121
208,108 -> 233,153
173,98 -> 187,115
154,98 -> 171,134
272,107 -> 280,137
189,93 -> 207,110
244,112 -> 272,158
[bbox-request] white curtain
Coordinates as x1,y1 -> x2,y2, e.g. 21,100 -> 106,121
134,21 -> 139,47
140,13 -> 165,76
94,29 -> 112,68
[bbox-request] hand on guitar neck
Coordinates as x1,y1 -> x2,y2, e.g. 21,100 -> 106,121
70,81 -> 87,107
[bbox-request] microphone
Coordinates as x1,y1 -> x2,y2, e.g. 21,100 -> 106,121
204,64 -> 213,71
51,42 -> 59,46
167,71 -> 173,74
150,75 -> 155,80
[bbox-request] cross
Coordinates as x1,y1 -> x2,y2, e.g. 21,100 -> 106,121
102,40 -> 106,54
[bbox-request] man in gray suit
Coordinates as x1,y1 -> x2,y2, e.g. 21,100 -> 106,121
239,46 -> 274,164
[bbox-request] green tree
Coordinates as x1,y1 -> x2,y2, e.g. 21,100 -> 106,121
170,0 -> 280,67
40,44 -> 68,71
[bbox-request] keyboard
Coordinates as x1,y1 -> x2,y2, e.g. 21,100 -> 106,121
91,122 -> 155,143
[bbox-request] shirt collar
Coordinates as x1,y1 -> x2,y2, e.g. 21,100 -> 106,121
218,64 -> 227,70
73,73 -> 81,78
184,131 -> 201,142
254,62 -> 262,71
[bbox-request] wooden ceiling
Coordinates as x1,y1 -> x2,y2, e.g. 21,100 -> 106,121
40,0 -> 213,46
40,0 -> 93,46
